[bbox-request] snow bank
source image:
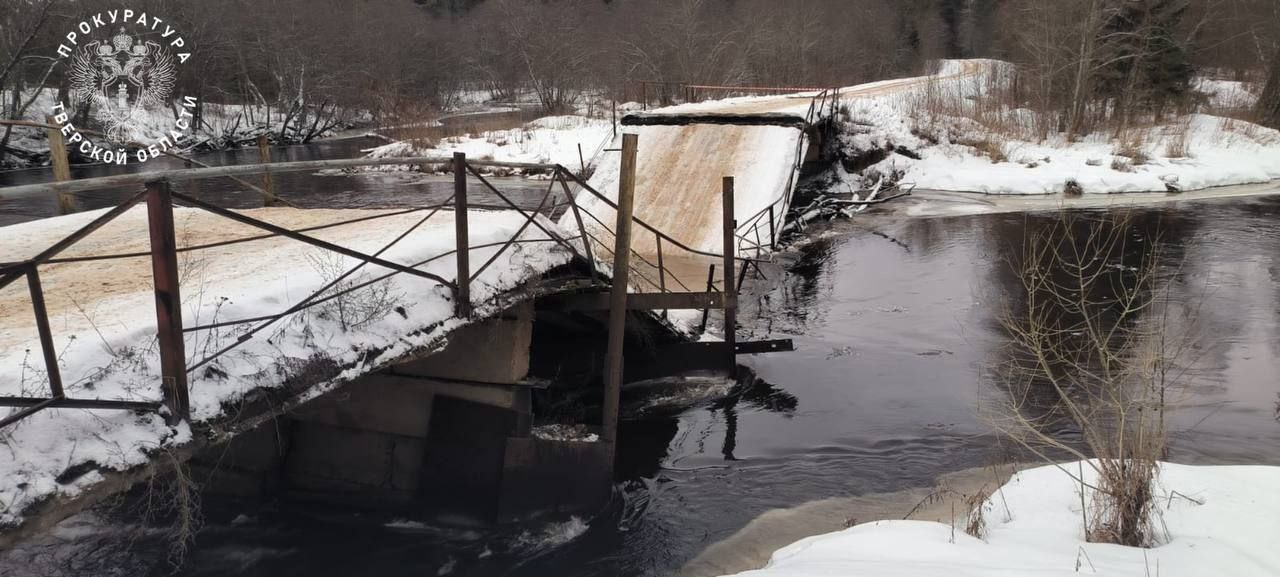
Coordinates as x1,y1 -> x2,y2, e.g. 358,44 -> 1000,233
1194,77 -> 1260,110
731,461 -> 1280,577
0,206 -> 572,527
357,115 -> 612,174
842,61 -> 1280,194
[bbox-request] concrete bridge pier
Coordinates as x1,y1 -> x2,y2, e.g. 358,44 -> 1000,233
189,301 -> 612,526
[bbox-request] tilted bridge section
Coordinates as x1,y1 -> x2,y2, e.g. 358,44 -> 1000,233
0,84 -> 839,543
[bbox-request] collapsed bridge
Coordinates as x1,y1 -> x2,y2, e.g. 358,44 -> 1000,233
0,84 -> 843,545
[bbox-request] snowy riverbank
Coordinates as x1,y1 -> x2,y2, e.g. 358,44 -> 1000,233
353,115 -> 613,175
838,60 -> 1280,195
729,461 -> 1280,577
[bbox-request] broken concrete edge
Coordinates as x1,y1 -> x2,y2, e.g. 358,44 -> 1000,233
620,113 -> 809,129
0,266 -> 600,550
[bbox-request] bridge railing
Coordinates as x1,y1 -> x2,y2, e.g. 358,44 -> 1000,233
732,87 -> 841,257
633,81 -> 829,111
0,151 -> 744,431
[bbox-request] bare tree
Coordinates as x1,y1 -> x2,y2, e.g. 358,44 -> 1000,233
0,0 -> 56,165
987,211 -> 1190,547
1257,45 -> 1280,128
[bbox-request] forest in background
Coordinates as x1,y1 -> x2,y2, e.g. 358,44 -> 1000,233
3,0 -> 1280,148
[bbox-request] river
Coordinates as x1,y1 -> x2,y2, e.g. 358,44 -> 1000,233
3,148 -> 1279,576
0,136 -> 552,227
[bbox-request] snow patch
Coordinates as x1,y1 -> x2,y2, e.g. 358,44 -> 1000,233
730,461 -> 1280,577
841,61 -> 1280,194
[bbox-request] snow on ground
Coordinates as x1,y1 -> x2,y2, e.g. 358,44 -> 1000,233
356,115 -> 613,175
842,61 -> 1280,194
1194,77 -> 1260,111
732,461 -> 1280,577
0,206 -> 572,527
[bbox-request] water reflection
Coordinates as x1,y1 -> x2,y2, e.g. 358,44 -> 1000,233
710,372 -> 800,461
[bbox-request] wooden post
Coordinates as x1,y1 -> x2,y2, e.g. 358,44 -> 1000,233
257,134 -> 277,206
26,265 -> 64,398
611,99 -> 618,140
578,142 -> 586,176
603,133 -> 638,446
454,152 -> 471,319
722,177 -> 738,378
45,115 -> 74,214
145,179 -> 190,424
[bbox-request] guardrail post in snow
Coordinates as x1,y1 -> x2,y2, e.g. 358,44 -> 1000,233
45,115 -> 74,214
145,179 -> 190,424
453,152 -> 472,319
723,177 -> 738,378
603,133 -> 638,447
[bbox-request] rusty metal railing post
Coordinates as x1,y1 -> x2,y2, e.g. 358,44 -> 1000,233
603,133 -> 638,447
699,263 -> 715,333
768,205 -> 777,250
145,179 -> 190,424
27,265 -> 65,399
722,177 -> 738,378
656,235 -> 668,320
558,167 -> 598,283
453,152 -> 472,319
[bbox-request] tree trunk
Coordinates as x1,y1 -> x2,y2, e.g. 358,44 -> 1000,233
1257,46 -> 1280,129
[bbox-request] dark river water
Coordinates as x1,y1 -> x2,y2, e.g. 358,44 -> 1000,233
3,147 -> 1279,576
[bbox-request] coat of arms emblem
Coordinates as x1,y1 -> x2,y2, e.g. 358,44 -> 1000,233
67,28 -> 177,142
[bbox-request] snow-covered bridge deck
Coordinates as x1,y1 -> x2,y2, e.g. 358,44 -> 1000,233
0,149 -> 761,544
586,88 -> 841,260
598,64 -> 985,259
0,166 -> 581,539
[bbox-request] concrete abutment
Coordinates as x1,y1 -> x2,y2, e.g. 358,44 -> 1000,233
192,301 -> 612,527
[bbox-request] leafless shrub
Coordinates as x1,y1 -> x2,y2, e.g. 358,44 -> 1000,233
1163,120 -> 1193,158
985,210 -> 1191,548
1114,134 -> 1152,165
963,486 -> 992,539
958,136 -> 1009,163
304,251 -> 402,332
93,444 -> 203,572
